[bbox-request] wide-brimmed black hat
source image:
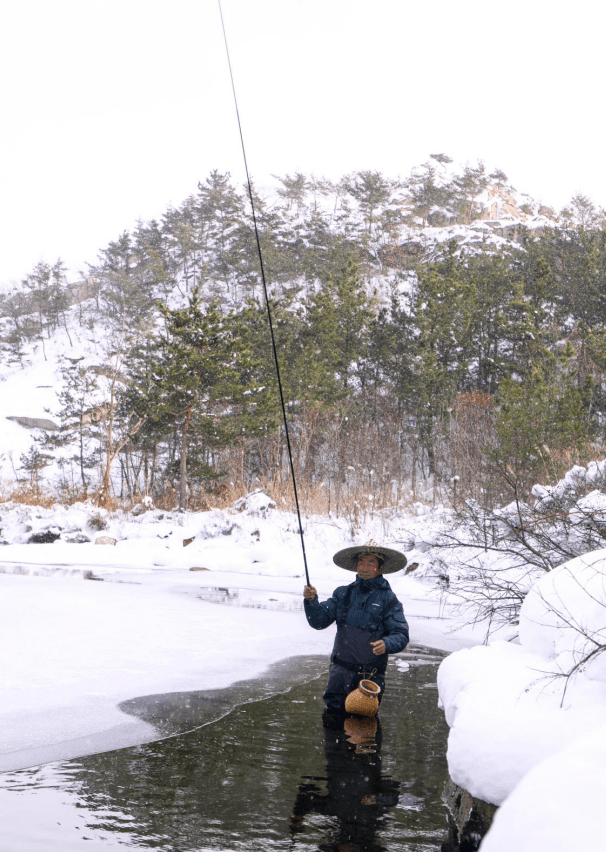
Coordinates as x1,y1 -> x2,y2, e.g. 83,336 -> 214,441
333,540 -> 407,574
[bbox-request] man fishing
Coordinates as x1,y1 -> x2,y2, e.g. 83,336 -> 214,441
303,541 -> 409,713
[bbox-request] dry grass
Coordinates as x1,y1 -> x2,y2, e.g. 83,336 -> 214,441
187,476 -> 410,528
0,480 -> 127,511
0,476 -> 408,530
0,484 -> 59,508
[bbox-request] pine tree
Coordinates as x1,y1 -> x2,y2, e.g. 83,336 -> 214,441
91,232 -> 157,331
343,170 -> 399,241
274,172 -> 309,214
406,163 -> 451,227
494,345 -> 592,496
304,259 -> 375,393
40,360 -> 101,492
464,250 -> 548,394
21,259 -> 70,343
19,447 -> 53,493
132,219 -> 175,304
162,198 -> 200,294
132,291 -> 257,509
194,171 -> 247,296
452,161 -> 488,224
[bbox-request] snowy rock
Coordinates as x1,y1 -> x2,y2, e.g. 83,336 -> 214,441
532,460 -> 606,511
442,778 -> 496,850
27,530 -> 61,544
531,483 -> 551,501
562,464 -> 587,492
183,514 -> 239,543
585,459 -> 606,485
95,536 -> 117,546
64,533 -> 91,544
131,496 -> 154,516
232,490 -> 277,517
130,502 -> 150,517
415,538 -> 437,553
437,641 -> 602,805
6,416 -> 58,431
574,489 -> 606,519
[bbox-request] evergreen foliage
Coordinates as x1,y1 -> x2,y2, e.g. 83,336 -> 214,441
40,360 -> 102,493
128,289 -> 259,509
6,160 -> 606,511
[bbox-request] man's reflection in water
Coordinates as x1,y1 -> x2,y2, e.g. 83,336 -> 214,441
290,712 -> 400,852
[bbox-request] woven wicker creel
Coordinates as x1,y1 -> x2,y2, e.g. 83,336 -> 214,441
344,679 -> 381,717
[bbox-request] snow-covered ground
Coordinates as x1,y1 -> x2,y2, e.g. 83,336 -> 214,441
4,489 -> 606,850
439,548 -> 606,851
0,491 -> 482,775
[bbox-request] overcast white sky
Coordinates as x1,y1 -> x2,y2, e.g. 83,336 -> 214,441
1,0 -> 603,287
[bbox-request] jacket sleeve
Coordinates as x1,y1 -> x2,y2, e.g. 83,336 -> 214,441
382,596 -> 409,654
304,589 -> 341,630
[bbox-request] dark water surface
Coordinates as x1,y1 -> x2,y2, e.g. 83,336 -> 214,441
0,646 -> 451,852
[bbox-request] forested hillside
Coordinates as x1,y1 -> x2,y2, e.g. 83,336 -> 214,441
2,156 -> 606,515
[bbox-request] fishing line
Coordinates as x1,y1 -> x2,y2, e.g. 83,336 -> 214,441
218,1 -> 311,586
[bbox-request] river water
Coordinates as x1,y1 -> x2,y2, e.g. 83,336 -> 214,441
0,646 -> 454,852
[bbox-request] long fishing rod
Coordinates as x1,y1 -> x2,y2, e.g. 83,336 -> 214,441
218,1 -> 311,587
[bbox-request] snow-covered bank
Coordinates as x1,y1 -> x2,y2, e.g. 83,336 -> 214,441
438,549 -> 606,851
1,494 -> 482,773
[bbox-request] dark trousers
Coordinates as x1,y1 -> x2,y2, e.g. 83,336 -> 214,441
323,662 -> 386,712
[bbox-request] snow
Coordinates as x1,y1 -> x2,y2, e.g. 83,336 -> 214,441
438,548 -> 606,849
4,275 -> 606,849
0,496 -> 482,774
532,459 -> 606,509
479,722 -> 606,852
13,487 -> 606,851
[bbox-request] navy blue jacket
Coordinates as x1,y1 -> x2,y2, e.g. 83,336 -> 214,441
304,575 -> 409,664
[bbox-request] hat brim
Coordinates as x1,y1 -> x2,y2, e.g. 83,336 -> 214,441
333,544 -> 407,574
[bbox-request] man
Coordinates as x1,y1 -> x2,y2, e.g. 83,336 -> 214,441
304,541 -> 409,712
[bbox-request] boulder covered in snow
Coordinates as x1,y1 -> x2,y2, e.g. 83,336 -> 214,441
6,416 -> 58,431
232,490 -> 277,517
27,529 -> 61,544
130,496 -> 154,517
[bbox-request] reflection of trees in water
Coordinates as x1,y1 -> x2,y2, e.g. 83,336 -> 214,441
64,652 -> 450,850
